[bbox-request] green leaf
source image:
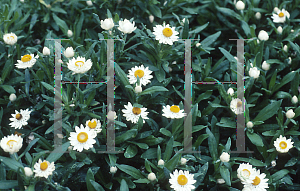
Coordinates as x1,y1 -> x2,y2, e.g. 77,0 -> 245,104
0,180 -> 18,189
182,17 -> 189,39
0,85 -> 16,94
246,132 -> 264,147
90,180 -> 105,191
149,5 -> 162,18
189,22 -> 209,34
41,82 -> 54,93
46,141 -> 70,163
115,129 -> 138,145
201,31 -> 221,48
206,127 -> 218,161
18,138 -> 39,160
194,162 -> 208,187
165,152 -> 181,172
120,179 -> 129,191
219,47 -> 236,63
0,156 -> 23,171
155,67 -> 165,82
139,86 -> 168,96
160,128 -> 172,137
271,169 -> 289,182
141,148 -> 157,159
220,166 -> 231,186
133,179 -> 150,183
272,71 -> 296,93
241,21 -> 251,37
284,157 -> 298,167
124,145 -> 138,158
253,100 -> 282,122
117,164 -> 145,179
157,145 -> 161,160
52,13 -> 68,34
163,136 -> 174,162
86,169 -> 96,191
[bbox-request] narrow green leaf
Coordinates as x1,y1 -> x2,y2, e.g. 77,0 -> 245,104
220,166 -> 231,186
253,100 -> 282,122
116,164 -> 145,179
46,142 -> 70,163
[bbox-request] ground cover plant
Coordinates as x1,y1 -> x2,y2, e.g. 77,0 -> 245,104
0,0 -> 300,190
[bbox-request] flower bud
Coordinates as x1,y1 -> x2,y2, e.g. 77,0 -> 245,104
9,93 -> 17,102
235,1 -> 245,10
86,1 -> 93,6
180,158 -> 187,165
158,159 -> 164,166
255,12 -> 261,20
168,67 -> 172,72
110,166 -> 117,174
288,57 -> 292,64
64,47 -> 74,58
217,178 -> 225,184
286,109 -> 295,119
67,30 -> 73,37
273,7 -> 279,13
220,152 -> 230,162
246,121 -> 253,128
258,30 -> 269,41
43,47 -> 50,56
148,172 -> 156,181
100,18 -> 114,30
172,61 -> 177,65
249,67 -> 260,79
134,85 -> 142,93
196,43 -> 201,47
181,18 -> 189,26
24,167 -> 33,177
262,61 -> 270,71
227,88 -> 234,96
291,29 -> 294,33
149,15 -> 154,23
292,96 -> 298,104
20,0 -> 24,2
271,160 -> 276,167
68,146 -> 73,151
277,26 -> 283,34
283,45 -> 288,52
107,111 -> 117,121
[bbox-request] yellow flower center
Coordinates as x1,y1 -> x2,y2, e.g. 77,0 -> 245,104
15,113 -> 22,120
77,132 -> 88,143
132,107 -> 141,115
40,161 -> 48,171
75,61 -> 84,67
162,27 -> 173,37
170,105 -> 180,113
279,141 -> 287,149
177,175 -> 188,185
10,36 -> 15,39
7,140 -> 17,148
21,55 -> 32,62
242,169 -> 250,177
278,12 -> 284,17
134,69 -> 144,78
252,176 -> 261,186
237,101 -> 242,107
88,120 -> 97,129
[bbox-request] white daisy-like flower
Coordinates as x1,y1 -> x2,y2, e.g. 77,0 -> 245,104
118,19 -> 137,34
67,56 -> 92,75
153,23 -> 179,45
162,105 -> 186,119
3,32 -> 18,45
68,124 -> 97,152
243,169 -> 269,191
85,118 -> 102,134
122,102 -> 149,123
237,163 -> 256,182
271,9 -> 290,23
273,135 -> 293,153
230,98 -> 243,115
0,134 -> 23,154
33,159 -> 55,178
15,54 -> 39,69
9,109 -> 32,129
127,65 -> 153,86
169,169 -> 196,191
101,18 -> 114,30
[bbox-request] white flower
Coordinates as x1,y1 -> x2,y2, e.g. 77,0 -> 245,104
0,134 -> 23,154
85,119 -> 102,134
243,170 -> 269,191
67,56 -> 92,75
9,109 -> 31,129
148,173 -> 156,181
110,166 -> 117,174
180,18 -> 189,26
153,23 -> 179,45
258,30 -> 269,41
42,47 -> 50,56
107,111 -> 117,121
158,159 -> 164,166
122,102 -> 149,123
262,61 -> 270,71
271,160 -> 276,167
169,169 -> 196,191
134,85 -> 142,93
100,18 -> 114,30
217,179 -> 225,184
274,135 -> 293,153
64,47 -> 74,58
286,109 -> 295,119
291,29 -> 294,33
67,30 -> 73,37
230,98 -> 243,115
118,19 -> 136,34
237,163 -> 256,182
220,152 -> 230,162
227,88 -> 234,96
271,9 -> 290,23
283,45 -> 288,52
181,158 -> 187,165
196,43 -> 201,47
149,15 -> 154,23
277,26 -> 283,34
246,121 -> 253,128
273,7 -> 279,13
20,0 -> 24,3
162,105 -> 186,119
236,1 -> 245,10
172,61 -> 177,65
288,57 -> 292,64
127,65 -> 153,86
255,12 -> 261,20
24,167 -> 33,177
9,93 -> 17,102
86,1 -> 93,6
15,54 -> 39,69
68,124 -> 97,152
249,67 -> 260,79
33,159 -> 55,178
292,95 -> 298,104
3,32 -> 18,45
